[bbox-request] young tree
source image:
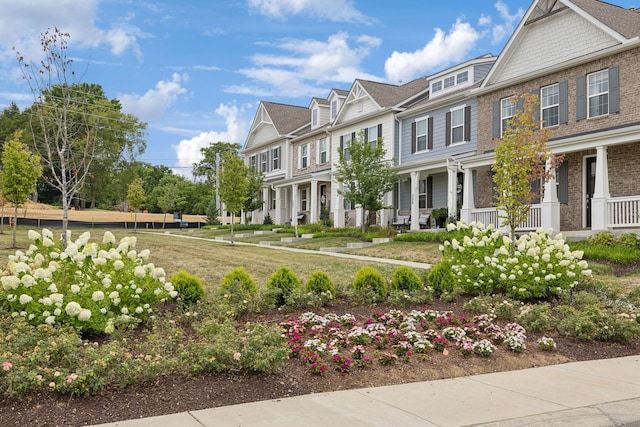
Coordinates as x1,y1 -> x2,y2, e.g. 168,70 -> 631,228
218,151 -> 248,244
335,130 -> 398,232
0,131 -> 43,247
15,29 -> 110,248
492,93 -> 563,244
154,175 -> 187,228
243,166 -> 264,224
126,178 -> 145,233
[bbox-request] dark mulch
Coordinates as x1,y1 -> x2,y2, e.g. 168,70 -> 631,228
1,299 -> 639,427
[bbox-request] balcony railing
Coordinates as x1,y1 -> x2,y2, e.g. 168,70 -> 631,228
471,204 -> 541,231
608,196 -> 640,228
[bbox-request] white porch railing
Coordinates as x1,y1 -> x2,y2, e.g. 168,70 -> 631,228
471,204 -> 541,231
608,196 -> 640,228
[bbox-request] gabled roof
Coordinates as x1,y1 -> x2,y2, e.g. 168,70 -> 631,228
309,97 -> 330,108
357,77 -> 430,109
482,0 -> 640,88
261,101 -> 309,135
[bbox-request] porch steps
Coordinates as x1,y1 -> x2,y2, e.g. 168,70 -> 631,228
319,246 -> 349,253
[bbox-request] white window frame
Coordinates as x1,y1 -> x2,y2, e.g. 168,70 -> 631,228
367,125 -> 378,148
419,179 -> 427,209
300,144 -> 309,169
342,133 -> 352,160
260,151 -> 268,173
588,69 -> 609,118
415,117 -> 428,152
271,146 -> 280,170
250,155 -> 257,172
312,108 -> 318,127
432,81 -> 442,93
300,188 -> 308,211
270,189 -> 276,210
444,76 -> 455,89
450,106 -> 465,144
331,100 -> 338,119
541,83 -> 559,128
318,137 -> 328,164
500,97 -> 516,137
456,71 -> 468,84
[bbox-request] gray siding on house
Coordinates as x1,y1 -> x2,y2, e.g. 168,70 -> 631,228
393,120 -> 400,165
400,98 -> 478,166
474,64 -> 493,83
398,180 -> 411,211
432,172 -> 448,208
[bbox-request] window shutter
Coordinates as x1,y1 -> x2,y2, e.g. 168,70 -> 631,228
531,89 -> 540,124
427,176 -> 433,208
445,112 -> 451,146
340,135 -> 344,155
576,75 -> 586,120
516,95 -> 524,113
411,121 -> 416,154
492,101 -> 500,138
351,132 -> 356,142
557,160 -> 569,204
428,117 -> 434,150
464,106 -> 471,142
559,81 -> 568,124
267,150 -> 271,172
377,124 -> 382,144
609,66 -> 619,113
364,128 -> 368,142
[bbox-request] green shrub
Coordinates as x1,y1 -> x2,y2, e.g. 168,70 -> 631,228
263,213 -> 274,225
352,266 -> 387,302
557,305 -> 640,342
220,267 -> 258,294
170,271 -> 204,306
517,303 -> 551,332
219,267 -> 258,316
588,231 -> 616,246
426,261 -> 455,296
305,271 -> 336,299
266,266 -> 301,306
618,233 -> 640,249
390,266 -> 422,292
570,241 -> 640,265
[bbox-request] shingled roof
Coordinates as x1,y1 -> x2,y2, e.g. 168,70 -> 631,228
261,102 -> 310,135
570,0 -> 640,39
357,77 -> 430,108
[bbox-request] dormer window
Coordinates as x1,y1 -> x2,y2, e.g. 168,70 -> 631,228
430,68 -> 472,97
444,76 -> 455,89
312,108 -> 318,127
456,71 -> 468,84
331,100 -> 338,119
432,81 -> 442,93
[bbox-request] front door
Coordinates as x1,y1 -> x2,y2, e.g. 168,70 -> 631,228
585,157 -> 596,228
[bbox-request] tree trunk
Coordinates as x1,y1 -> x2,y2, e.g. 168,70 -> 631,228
361,206 -> 366,233
162,212 -> 167,229
230,213 -> 235,244
134,211 -> 138,233
12,205 -> 18,248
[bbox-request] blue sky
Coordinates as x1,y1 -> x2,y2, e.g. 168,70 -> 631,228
0,0 -> 637,175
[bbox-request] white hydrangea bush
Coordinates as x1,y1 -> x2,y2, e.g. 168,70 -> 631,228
440,221 -> 592,300
0,229 -> 178,334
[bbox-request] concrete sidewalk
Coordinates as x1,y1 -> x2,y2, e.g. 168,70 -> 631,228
95,355 -> 640,427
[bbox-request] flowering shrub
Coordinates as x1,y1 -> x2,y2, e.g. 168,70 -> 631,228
439,221 -> 592,300
0,229 -> 178,334
280,308 -> 530,374
537,336 -> 556,351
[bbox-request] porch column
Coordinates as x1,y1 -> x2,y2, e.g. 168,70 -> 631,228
541,159 -> 560,233
274,187 -> 282,224
447,162 -> 458,221
291,183 -> 299,228
355,206 -> 363,228
380,191 -> 392,227
591,145 -> 610,231
409,172 -> 420,231
332,180 -> 345,227
310,180 -> 318,223
262,186 -> 269,225
460,168 -> 475,224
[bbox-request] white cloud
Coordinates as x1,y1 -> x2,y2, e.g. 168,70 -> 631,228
228,32 -> 381,97
247,0 -> 376,24
173,103 -> 250,173
119,73 -> 189,120
384,19 -> 480,83
0,0 -> 148,66
491,1 -> 525,44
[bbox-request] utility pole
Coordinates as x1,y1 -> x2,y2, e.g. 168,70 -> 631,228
215,152 -> 221,223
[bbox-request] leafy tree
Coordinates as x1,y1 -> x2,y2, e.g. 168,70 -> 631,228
126,178 -> 145,233
0,131 -> 42,247
154,175 -> 188,227
192,142 -> 241,184
335,130 -> 397,232
218,151 -> 248,243
492,93 -> 562,244
0,102 -> 28,150
243,166 -> 264,223
14,29 -> 104,248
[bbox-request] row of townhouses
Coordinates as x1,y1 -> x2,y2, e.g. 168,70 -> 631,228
241,0 -> 640,234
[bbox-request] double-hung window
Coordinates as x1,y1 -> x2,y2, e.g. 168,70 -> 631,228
260,151 -> 268,173
541,83 -> 559,127
312,108 -> 318,127
300,189 -> 308,211
318,138 -> 328,164
270,189 -> 276,210
450,108 -> 465,144
419,179 -> 427,209
367,125 -> 378,148
250,155 -> 257,172
331,100 -> 338,119
415,118 -> 428,152
342,133 -> 352,160
300,144 -> 309,169
500,97 -> 516,137
588,70 -> 609,118
271,147 -> 280,170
